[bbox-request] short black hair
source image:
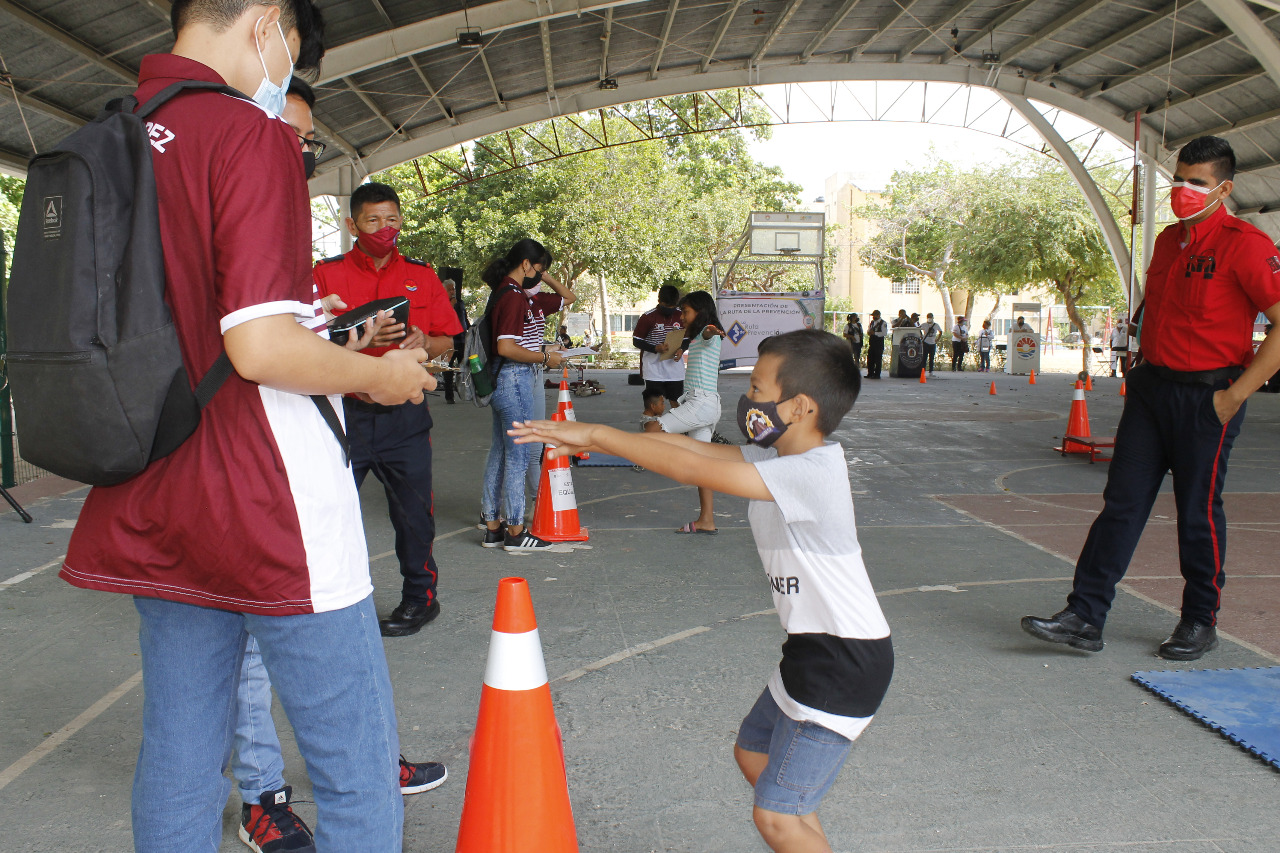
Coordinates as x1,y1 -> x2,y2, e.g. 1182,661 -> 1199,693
757,329 -> 860,436
350,182 -> 401,219
287,77 -> 315,109
172,1 -> 326,74
1178,136 -> 1236,183
657,284 -> 680,306
641,388 -> 664,407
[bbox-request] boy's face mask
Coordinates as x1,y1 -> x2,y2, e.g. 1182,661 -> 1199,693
737,395 -> 794,448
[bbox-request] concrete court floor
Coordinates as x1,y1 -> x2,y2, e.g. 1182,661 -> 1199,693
2,363 -> 1278,853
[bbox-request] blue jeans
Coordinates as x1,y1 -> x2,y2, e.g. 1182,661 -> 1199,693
527,364 -> 547,499
481,363 -> 535,526
230,636 -> 285,805
132,595 -> 402,853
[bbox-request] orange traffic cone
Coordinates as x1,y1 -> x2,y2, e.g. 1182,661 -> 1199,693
989,380 -> 997,396
919,368 -> 927,384
455,578 -> 578,853
528,413 -> 589,542
555,368 -> 588,460
1058,380 -> 1093,454
1119,380 -> 1127,397
1085,373 -> 1094,391
1029,369 -> 1037,385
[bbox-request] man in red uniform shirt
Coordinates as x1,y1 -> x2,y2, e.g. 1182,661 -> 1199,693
1023,136 -> 1280,660
313,182 -> 462,637
59,3 -> 436,850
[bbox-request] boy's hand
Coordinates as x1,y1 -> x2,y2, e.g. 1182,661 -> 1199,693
509,419 -> 598,459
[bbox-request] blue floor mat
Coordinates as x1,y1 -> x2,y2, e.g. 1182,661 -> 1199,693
573,453 -> 635,467
1132,667 -> 1280,770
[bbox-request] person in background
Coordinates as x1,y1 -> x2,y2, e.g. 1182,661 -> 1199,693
313,182 -> 462,638
557,324 -> 573,348
866,310 -> 887,379
977,320 -> 995,372
478,239 -> 575,552
640,387 -> 666,429
919,313 -> 942,375
441,267 -> 469,404
909,312 -> 920,327
1109,316 -> 1129,378
951,315 -> 969,371
1012,315 -> 1034,334
634,284 -> 686,410
891,309 -> 911,328
843,313 -> 863,367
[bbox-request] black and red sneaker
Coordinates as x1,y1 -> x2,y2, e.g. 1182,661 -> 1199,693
399,755 -> 447,794
238,786 -> 316,853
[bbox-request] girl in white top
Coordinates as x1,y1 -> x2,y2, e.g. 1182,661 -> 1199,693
647,290 -> 724,534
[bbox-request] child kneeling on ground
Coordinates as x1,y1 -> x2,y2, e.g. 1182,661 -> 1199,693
511,329 -> 893,853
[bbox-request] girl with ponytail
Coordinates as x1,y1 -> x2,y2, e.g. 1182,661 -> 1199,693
478,239 -> 577,551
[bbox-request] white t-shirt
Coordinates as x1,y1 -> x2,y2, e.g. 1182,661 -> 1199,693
741,441 -> 893,740
921,322 -> 942,344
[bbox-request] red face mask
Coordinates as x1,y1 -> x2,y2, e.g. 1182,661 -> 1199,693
1170,180 -> 1224,221
356,225 -> 399,258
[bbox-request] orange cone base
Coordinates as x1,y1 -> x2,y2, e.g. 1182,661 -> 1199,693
455,684 -> 579,853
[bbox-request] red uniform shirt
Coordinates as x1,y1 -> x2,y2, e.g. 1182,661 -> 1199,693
62,55 -> 371,615
1141,204 -> 1280,371
312,247 -> 462,357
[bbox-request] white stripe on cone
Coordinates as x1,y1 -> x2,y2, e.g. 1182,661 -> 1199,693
483,628 -> 549,691
1073,387 -> 1085,401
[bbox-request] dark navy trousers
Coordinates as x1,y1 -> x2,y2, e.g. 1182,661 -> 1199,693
344,400 -> 439,606
1067,363 -> 1246,628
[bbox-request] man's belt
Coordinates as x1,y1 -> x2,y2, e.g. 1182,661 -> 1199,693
1147,364 -> 1243,386
346,397 -> 398,414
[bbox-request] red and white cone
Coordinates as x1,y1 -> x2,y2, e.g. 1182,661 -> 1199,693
455,578 -> 578,853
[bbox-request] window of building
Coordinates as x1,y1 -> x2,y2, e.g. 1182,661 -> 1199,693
891,278 -> 921,294
610,314 -> 641,333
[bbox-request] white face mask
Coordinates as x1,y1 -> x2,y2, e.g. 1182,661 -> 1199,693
251,17 -> 294,117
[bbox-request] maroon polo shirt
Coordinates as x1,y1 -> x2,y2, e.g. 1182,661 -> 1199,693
61,55 -> 372,615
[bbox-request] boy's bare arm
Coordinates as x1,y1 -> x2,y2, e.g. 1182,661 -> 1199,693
511,420 -> 772,501
634,430 -> 746,462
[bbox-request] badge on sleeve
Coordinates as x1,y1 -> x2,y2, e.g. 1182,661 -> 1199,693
1268,256 -> 1280,274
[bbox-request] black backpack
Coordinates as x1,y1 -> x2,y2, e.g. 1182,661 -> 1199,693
461,284 -> 518,408
5,81 -> 345,486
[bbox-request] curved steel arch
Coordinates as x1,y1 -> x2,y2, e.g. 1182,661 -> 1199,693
308,62 -> 1161,293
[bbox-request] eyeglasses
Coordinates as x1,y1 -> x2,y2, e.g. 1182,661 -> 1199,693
295,134 -> 327,159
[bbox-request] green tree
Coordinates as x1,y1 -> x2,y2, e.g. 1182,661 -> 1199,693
855,159 -> 982,333
963,155 -> 1126,370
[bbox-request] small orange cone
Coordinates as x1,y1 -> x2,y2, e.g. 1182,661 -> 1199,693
1058,380 -> 1093,454
989,380 -> 997,395
455,578 -> 578,853
1119,380 -> 1126,397
1085,373 -> 1094,391
1029,369 -> 1037,385
528,413 -> 589,542
919,368 -> 927,384
555,368 -> 588,460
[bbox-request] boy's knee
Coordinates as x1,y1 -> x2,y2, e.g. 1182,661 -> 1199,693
753,807 -> 805,844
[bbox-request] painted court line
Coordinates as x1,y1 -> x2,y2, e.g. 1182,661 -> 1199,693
0,670 -> 142,792
0,556 -> 66,591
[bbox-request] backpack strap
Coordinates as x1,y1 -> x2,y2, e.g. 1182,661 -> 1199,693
135,80 -> 248,120
193,352 -> 349,467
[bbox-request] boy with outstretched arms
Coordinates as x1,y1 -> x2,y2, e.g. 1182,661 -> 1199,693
511,329 -> 892,853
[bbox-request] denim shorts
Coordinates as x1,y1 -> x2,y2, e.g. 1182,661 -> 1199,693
735,688 -> 853,815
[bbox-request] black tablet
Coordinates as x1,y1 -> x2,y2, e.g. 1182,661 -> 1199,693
327,296 -> 410,345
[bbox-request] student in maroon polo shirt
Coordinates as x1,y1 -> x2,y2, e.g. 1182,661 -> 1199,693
58,3 -> 435,851
312,182 -> 462,637
1023,136 -> 1280,661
